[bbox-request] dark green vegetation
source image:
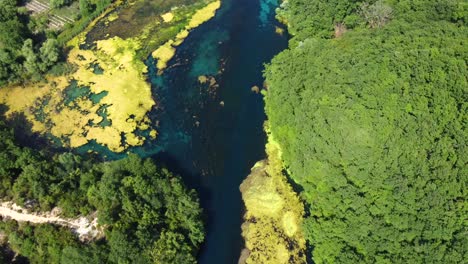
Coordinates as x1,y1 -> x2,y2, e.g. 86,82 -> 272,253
0,119 -> 204,263
0,0 -> 113,85
265,0 -> 467,263
57,0 -> 113,43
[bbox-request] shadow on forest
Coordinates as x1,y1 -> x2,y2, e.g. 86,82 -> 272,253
281,167 -> 315,263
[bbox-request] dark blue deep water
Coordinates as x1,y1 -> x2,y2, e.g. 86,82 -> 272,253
79,0 -> 287,262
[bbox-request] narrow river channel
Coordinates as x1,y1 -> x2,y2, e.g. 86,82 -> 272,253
79,0 -> 288,262
150,0 -> 287,262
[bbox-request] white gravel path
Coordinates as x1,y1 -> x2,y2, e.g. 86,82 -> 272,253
0,202 -> 102,241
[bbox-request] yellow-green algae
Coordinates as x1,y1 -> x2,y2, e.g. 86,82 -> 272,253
0,0 -> 220,152
0,36 -> 154,152
239,130 -> 306,264
161,12 -> 174,22
152,0 -> 221,71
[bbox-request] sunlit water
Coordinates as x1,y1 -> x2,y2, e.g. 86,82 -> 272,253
77,0 -> 287,262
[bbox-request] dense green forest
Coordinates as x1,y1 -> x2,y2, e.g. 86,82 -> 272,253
0,118 -> 204,263
265,0 -> 467,263
0,0 -> 112,85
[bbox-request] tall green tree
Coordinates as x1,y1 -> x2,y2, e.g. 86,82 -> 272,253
39,38 -> 60,71
0,0 -> 30,84
79,0 -> 92,17
50,0 -> 73,9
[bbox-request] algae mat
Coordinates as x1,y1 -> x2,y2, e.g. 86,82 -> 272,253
240,137 -> 306,264
152,0 -> 221,71
0,36 -> 155,152
0,0 -> 220,152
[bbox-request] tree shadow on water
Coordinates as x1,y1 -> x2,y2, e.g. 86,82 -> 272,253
151,151 -> 210,201
0,104 -> 51,151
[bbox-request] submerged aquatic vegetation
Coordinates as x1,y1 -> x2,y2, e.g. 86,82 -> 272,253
152,0 -> 221,71
0,0 -> 220,152
0,36 -> 154,152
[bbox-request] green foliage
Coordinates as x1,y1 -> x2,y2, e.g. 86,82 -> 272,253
279,0 -> 465,42
28,13 -> 50,33
0,119 -> 205,263
265,0 -> 467,263
149,230 -> 197,264
88,154 -> 204,263
21,39 -> 41,80
20,37 -> 61,81
0,0 -> 29,84
359,0 -> 393,28
0,0 -> 65,84
50,0 -> 73,9
79,0 -> 92,17
0,0 -> 28,50
0,220 -> 107,264
277,0 -> 364,40
40,38 -> 60,71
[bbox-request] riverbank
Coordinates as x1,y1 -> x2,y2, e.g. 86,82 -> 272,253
239,130 -> 306,264
237,0 -> 307,262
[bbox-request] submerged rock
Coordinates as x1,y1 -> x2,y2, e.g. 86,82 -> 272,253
198,75 -> 208,84
275,26 -> 284,35
251,85 -> 260,93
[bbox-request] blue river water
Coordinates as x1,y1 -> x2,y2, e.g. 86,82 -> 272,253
78,0 -> 287,262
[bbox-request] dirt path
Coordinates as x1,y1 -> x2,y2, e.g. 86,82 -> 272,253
0,202 -> 102,241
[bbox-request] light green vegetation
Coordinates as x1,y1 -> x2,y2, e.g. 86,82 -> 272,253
264,0 -> 467,263
0,119 -> 204,263
85,0 -> 220,61
152,0 -> 221,71
240,132 -> 306,264
0,0 -> 219,152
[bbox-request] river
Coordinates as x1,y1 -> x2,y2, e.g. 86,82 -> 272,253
78,0 -> 288,262
150,0 -> 287,262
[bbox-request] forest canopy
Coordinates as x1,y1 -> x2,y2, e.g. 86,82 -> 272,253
0,118 -> 204,263
265,0 -> 467,263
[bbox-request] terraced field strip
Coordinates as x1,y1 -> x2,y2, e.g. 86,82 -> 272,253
25,0 -> 75,29
25,0 -> 51,13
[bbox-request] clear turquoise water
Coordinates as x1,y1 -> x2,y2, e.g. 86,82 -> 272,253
78,0 -> 287,262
